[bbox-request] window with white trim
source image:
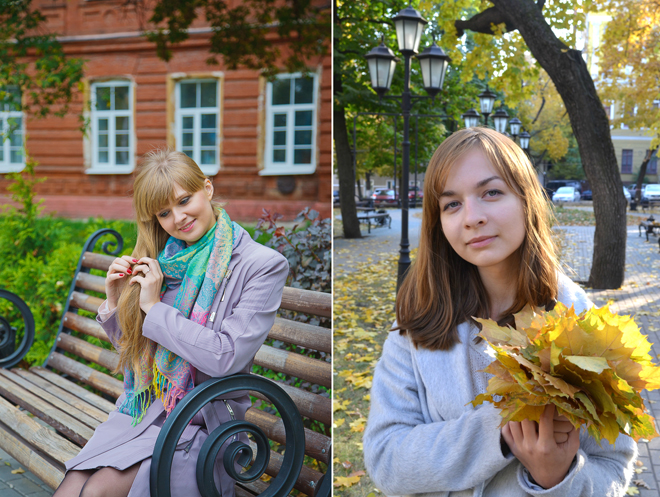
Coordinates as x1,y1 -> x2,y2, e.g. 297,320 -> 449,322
262,73 -> 318,175
0,87 -> 25,172
175,80 -> 220,175
89,81 -> 134,173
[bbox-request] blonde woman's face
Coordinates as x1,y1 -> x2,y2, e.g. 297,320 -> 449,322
155,180 -> 216,245
438,149 -> 526,272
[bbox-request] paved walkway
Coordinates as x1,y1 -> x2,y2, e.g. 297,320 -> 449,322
0,448 -> 51,497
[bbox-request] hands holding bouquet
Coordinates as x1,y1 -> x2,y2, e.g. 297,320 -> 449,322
472,303 -> 660,487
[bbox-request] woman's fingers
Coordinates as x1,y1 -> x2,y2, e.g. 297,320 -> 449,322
537,404 -> 556,444
554,432 -> 569,444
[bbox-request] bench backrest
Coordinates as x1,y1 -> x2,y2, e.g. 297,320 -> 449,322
46,229 -> 331,497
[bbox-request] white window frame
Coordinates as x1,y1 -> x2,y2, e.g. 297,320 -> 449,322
0,88 -> 25,173
175,79 -> 220,176
87,80 -> 135,174
261,72 -> 318,176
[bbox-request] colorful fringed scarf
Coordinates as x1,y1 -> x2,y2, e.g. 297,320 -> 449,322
119,208 -> 238,425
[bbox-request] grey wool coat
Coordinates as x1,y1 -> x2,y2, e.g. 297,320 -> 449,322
363,273 -> 637,497
65,225 -> 289,497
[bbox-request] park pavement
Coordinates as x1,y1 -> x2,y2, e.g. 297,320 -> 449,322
334,207 -> 660,496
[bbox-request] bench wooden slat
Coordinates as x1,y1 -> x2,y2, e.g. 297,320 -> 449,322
250,382 -> 331,425
30,367 -> 116,414
0,421 -> 65,490
12,369 -> 109,424
62,312 -> 109,343
81,252 -> 114,271
280,287 -> 331,318
269,317 -> 331,353
70,291 -> 104,314
0,373 -> 94,446
246,408 -> 330,464
235,485 -> 257,497
75,272 -> 106,294
254,345 -> 331,388
251,441 -> 324,497
0,369 -> 101,430
237,479 -> 269,496
47,352 -> 124,399
57,334 -> 119,372
0,396 -> 80,465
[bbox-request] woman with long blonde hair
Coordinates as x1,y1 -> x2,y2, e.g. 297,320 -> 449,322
53,150 -> 288,497
363,127 -> 636,496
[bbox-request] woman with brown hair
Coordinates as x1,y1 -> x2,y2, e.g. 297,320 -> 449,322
363,127 -> 636,496
53,150 -> 288,497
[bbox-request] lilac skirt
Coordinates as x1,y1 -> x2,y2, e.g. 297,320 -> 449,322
66,398 -> 239,497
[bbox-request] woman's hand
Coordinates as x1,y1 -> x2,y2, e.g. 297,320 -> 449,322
106,255 -> 139,311
501,404 -> 580,489
128,257 -> 164,315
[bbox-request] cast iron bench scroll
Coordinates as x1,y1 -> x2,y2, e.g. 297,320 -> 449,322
357,212 -> 392,234
0,229 -> 331,497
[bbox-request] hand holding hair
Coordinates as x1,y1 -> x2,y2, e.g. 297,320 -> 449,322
105,255 -> 140,312
128,257 -> 164,315
501,404 -> 580,489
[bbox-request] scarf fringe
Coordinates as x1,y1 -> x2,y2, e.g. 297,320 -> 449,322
119,387 -> 153,427
152,362 -> 189,415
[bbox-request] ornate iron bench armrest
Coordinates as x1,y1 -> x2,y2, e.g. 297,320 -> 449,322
0,290 -> 35,369
151,373 -> 306,497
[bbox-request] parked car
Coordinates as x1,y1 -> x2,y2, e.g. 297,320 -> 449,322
642,184 -> 660,203
408,185 -> 424,200
333,190 -> 339,206
371,188 -> 398,206
623,186 -> 631,203
580,190 -> 592,200
552,186 -> 580,203
544,180 -> 582,200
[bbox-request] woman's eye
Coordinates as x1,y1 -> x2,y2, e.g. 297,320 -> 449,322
180,197 -> 190,205
485,189 -> 502,198
443,201 -> 459,211
158,210 -> 169,218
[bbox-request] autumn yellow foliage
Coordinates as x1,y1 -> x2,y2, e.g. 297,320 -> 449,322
471,303 -> 660,446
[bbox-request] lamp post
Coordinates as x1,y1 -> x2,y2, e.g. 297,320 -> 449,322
365,6 -> 450,290
478,86 -> 497,126
508,117 -> 522,140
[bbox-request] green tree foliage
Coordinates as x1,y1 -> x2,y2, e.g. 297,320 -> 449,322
0,0 -> 85,119
141,0 -> 330,78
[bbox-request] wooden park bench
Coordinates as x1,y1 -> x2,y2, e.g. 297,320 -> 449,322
0,228 -> 331,497
357,211 -> 392,234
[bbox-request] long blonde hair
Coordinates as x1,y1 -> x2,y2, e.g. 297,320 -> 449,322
115,149 -> 221,374
395,127 -> 559,350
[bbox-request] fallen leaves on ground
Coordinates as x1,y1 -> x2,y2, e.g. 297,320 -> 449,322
333,250 -> 399,495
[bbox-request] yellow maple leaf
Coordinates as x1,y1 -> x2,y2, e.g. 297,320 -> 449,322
334,475 -> 362,488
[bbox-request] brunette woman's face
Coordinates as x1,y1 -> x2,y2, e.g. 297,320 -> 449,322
156,180 -> 216,245
438,148 -> 526,273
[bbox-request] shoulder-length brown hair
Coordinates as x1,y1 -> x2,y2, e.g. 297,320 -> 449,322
395,127 -> 559,351
114,149 -> 222,375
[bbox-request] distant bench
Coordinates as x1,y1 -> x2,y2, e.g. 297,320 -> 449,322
0,229 -> 331,497
358,211 -> 392,234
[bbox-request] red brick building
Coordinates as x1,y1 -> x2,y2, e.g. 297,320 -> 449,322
0,1 -> 331,221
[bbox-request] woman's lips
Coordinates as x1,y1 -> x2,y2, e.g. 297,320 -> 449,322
180,219 -> 196,232
467,236 -> 495,248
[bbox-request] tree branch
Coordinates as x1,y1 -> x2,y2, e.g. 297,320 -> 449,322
454,7 -> 516,38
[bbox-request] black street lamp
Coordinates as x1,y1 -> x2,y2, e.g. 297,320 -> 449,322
508,117 -> 522,140
365,6 -> 450,290
462,108 -> 481,129
492,107 -> 509,134
478,86 -> 497,126
519,130 -> 530,151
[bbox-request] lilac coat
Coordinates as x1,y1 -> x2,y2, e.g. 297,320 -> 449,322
65,226 -> 289,497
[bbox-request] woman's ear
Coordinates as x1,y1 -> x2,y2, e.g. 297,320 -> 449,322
205,179 -> 214,200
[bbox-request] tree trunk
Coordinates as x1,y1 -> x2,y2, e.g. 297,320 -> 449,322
486,2 -> 627,289
334,72 -> 362,238
635,148 -> 656,202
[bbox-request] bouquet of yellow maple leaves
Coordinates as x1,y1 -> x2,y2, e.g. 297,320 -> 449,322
470,302 -> 660,445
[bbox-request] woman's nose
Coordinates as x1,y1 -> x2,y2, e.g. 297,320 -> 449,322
463,198 -> 487,228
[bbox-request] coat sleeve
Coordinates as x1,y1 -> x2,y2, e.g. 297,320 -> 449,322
363,331 -> 515,494
516,419 -> 636,496
140,251 -> 289,378
95,300 -> 122,351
